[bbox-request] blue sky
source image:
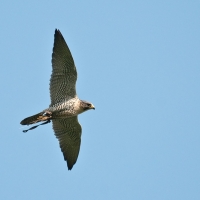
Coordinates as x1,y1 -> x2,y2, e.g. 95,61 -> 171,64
0,1 -> 200,199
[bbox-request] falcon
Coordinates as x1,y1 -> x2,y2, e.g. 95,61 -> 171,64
20,29 -> 95,170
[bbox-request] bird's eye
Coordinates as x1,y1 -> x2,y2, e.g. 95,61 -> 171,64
87,104 -> 91,107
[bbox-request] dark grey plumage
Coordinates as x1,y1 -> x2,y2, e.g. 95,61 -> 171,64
50,30 -> 77,104
20,29 -> 94,170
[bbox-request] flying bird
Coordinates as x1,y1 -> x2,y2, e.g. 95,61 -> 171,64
20,29 -> 95,170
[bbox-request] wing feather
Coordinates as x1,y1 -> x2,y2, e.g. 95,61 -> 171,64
50,29 -> 77,105
52,117 -> 82,170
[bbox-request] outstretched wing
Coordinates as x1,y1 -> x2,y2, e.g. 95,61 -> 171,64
50,29 -> 77,105
52,117 -> 82,170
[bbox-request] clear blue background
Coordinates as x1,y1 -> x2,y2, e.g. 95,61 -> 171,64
0,1 -> 199,199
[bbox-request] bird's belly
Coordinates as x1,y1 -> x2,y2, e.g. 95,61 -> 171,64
48,98 -> 81,119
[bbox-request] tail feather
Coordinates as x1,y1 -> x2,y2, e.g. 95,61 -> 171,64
20,111 -> 52,125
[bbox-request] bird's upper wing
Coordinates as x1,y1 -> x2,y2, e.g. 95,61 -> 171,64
52,116 -> 82,170
50,29 -> 77,105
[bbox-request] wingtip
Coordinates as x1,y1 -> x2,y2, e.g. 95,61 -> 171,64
67,163 -> 73,170
66,160 -> 77,170
54,29 -> 65,41
55,28 -> 61,35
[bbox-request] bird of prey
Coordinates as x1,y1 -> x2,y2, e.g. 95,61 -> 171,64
20,29 -> 95,170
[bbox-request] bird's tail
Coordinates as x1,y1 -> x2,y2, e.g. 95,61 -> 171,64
20,111 -> 52,125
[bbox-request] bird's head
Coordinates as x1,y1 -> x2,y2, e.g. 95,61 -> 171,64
80,100 -> 95,111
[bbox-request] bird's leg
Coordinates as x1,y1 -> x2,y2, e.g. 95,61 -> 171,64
23,120 -> 51,133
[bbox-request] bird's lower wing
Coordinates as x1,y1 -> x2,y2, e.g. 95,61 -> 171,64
52,117 -> 82,170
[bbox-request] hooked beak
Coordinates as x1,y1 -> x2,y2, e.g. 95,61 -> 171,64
90,104 -> 95,110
